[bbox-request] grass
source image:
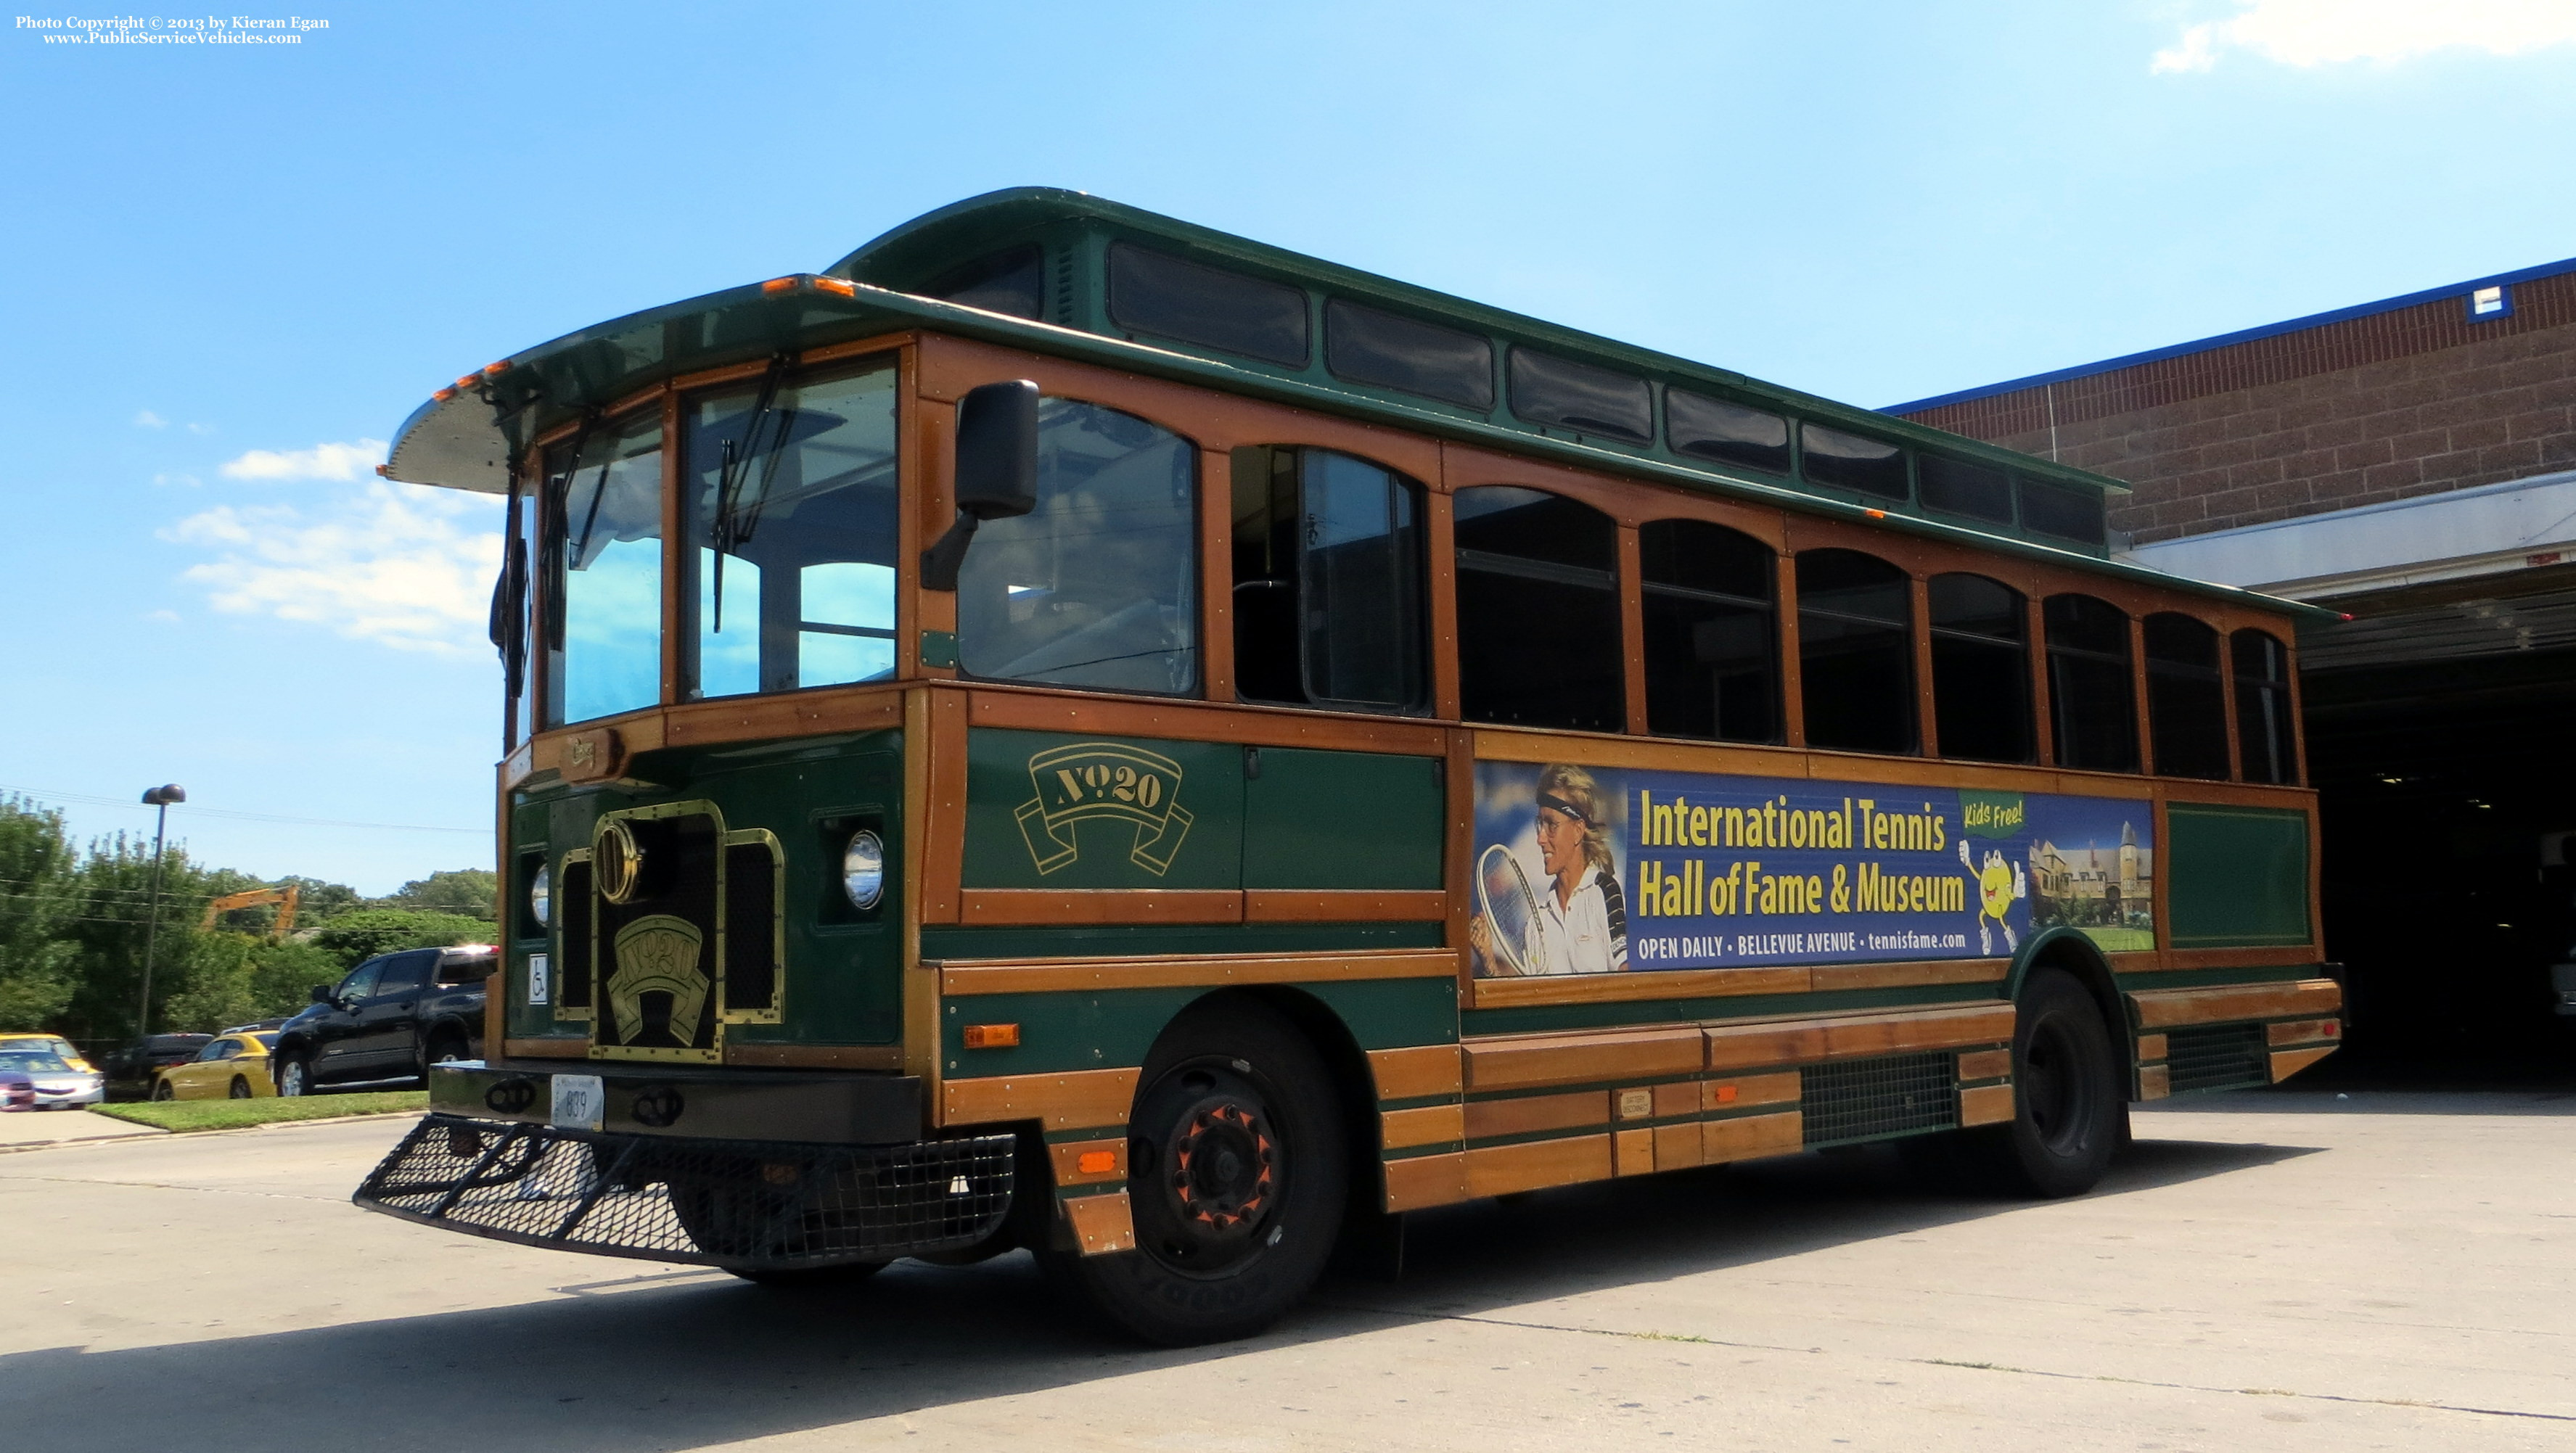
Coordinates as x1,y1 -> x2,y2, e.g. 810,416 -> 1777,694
2077,926 -> 2157,952
88,1090 -> 427,1133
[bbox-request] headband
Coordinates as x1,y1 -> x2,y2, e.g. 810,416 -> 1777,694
1536,792 -> 1590,826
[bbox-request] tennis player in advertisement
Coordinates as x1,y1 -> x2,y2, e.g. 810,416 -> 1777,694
1469,761 -> 2153,978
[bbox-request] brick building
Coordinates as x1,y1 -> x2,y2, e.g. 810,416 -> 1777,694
1889,258 -> 2576,1053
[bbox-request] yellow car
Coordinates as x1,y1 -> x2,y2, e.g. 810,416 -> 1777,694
152,1032 -> 279,1100
0,1033 -> 94,1074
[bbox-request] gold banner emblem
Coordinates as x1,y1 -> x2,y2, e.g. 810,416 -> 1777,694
1015,743 -> 1194,876
607,913 -> 709,1045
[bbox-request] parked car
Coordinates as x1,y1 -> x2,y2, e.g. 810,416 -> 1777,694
0,1071 -> 33,1112
149,1032 -> 279,1101
273,944 -> 494,1095
0,1050 -> 103,1109
101,1034 -> 213,1085
0,1033 -> 96,1074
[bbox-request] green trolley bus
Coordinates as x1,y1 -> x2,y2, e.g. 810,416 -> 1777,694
358,189 -> 2341,1345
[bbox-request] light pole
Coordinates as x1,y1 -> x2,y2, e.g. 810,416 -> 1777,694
137,784 -> 186,1038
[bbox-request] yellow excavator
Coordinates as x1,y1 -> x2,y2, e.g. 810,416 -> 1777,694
199,884 -> 300,939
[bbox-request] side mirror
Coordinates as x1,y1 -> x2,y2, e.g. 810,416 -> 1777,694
920,379 -> 1040,592
308,984 -> 332,1004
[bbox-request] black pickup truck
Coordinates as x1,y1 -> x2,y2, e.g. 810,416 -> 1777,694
272,944 -> 496,1095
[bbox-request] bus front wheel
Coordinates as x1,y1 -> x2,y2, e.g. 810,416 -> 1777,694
1041,1003 -> 1347,1346
1993,967 -> 2122,1198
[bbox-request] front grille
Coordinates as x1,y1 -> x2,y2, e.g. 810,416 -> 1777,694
356,1114 -> 1014,1269
2165,1023 -> 2270,1093
723,839 -> 779,1014
1800,1051 -> 1959,1146
595,812 -> 722,1054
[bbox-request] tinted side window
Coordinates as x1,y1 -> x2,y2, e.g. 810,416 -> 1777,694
1231,447 -> 1429,713
1455,486 -> 1624,732
1106,243 -> 1308,366
1666,390 -> 1790,475
923,245 -> 1043,319
2020,476 -> 2105,544
958,399 -> 1199,695
1800,424 -> 1908,501
1919,456 -> 2014,523
373,952 -> 430,997
2232,629 -> 2299,785
1797,549 -> 1915,754
2044,594 -> 2139,772
2145,613 -> 2230,779
1929,573 -> 2032,762
336,964 -> 382,1003
1324,299 -> 1494,410
1640,519 -> 1777,743
1506,350 -> 1652,443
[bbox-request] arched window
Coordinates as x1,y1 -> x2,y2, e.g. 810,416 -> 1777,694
2232,629 -> 2298,784
1230,446 -> 1428,714
2145,612 -> 2230,779
1929,573 -> 2031,762
956,398 -> 1199,695
1454,486 -> 1623,732
1797,549 -> 1915,754
2044,594 -> 2138,772
1640,519 -> 1777,742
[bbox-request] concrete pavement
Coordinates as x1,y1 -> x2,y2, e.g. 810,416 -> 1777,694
0,1106 -> 164,1152
2,1090 -> 2569,1451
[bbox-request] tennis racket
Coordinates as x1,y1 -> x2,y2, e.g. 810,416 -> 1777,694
1475,843 -> 1545,976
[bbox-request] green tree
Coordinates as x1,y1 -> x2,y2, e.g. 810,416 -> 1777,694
55,831 -> 221,1042
309,908 -> 491,967
164,932 -> 345,1030
0,796 -> 78,1030
276,875 -> 365,924
385,868 -> 499,922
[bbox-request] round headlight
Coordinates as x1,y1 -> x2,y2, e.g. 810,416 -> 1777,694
842,830 -> 885,910
529,863 -> 552,929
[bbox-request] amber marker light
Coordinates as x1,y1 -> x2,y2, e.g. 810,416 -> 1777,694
1864,509 -> 1887,519
1077,1150 -> 1117,1175
813,276 -> 856,297
761,276 -> 800,293
482,361 -> 510,377
961,1024 -> 1020,1049
432,386 -> 459,402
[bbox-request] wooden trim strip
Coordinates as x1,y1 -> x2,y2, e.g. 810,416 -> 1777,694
1471,963 -> 1808,1009
956,888 -> 1244,926
2135,1032 -> 2167,1061
1464,1026 -> 1705,1092
941,1067 -> 1139,1131
2129,979 -> 2342,1030
2138,1063 -> 2170,1100
1048,1137 -> 1128,1187
2266,1018 -> 2342,1047
1705,1071 -> 1800,1109
1369,1043 -> 1464,1100
2156,945 -> 2322,971
964,686 -> 1448,755
1809,959 -> 2011,992
1701,1111 -> 1802,1164
940,950 -> 1459,997
1960,1083 -> 2015,1127
1381,1103 -> 1466,1151
1463,1089 -> 1609,1140
501,1037 -> 588,1061
2270,1045 -> 2337,1083
1703,1002 -> 2015,1071
1956,1047 -> 2012,1081
1467,1135 -> 1612,1197
1385,1151 -> 1471,1212
1065,1189 -> 1136,1256
660,688 -> 903,748
724,1043 -> 904,1071
1243,889 -> 1448,923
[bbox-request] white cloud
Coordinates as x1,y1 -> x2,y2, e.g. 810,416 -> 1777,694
166,480 -> 503,655
134,409 -> 168,429
152,472 -> 202,488
2154,1 -> 2576,72
218,437 -> 387,482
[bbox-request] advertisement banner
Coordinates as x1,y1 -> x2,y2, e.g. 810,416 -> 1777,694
1469,761 -> 2153,977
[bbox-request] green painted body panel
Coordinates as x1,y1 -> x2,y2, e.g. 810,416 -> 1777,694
962,728 -> 1244,889
920,921 -> 1443,962
2165,804 -> 2312,948
1243,747 -> 1444,889
942,976 -> 1457,1077
506,730 -> 906,1045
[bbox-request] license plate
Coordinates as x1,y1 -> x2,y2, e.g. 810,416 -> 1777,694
550,1074 -> 604,1132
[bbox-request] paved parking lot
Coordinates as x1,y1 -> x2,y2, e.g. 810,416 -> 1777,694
4,1090 -> 2570,1452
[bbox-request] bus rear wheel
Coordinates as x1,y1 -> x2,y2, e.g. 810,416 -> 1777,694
1994,967 -> 2122,1197
1041,1002 -> 1346,1346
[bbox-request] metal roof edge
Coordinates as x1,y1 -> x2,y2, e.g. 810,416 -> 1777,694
1882,252 -> 2576,416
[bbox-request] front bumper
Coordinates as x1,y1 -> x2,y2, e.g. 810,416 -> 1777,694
34,1083 -> 104,1108
356,1114 -> 1015,1269
430,1059 -> 923,1144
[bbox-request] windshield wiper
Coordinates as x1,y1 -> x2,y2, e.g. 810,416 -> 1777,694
710,354 -> 793,634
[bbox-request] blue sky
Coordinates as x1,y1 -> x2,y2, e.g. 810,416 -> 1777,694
4,1 -> 2572,892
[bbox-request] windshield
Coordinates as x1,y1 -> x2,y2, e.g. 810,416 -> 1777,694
544,409 -> 665,725
0,1053 -> 70,1073
684,358 -> 900,699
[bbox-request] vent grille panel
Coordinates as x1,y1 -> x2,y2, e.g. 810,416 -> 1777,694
2166,1023 -> 2270,1093
1800,1051 -> 1960,1146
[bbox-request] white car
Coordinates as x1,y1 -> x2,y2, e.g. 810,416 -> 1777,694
0,1051 -> 104,1109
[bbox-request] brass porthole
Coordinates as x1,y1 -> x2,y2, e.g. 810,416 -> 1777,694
595,818 -> 644,905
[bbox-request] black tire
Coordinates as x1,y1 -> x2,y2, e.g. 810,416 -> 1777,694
229,1076 -> 254,1099
1992,967 -> 2122,1197
149,1079 -> 175,1101
276,1055 -> 312,1098
1039,1000 -> 1347,1346
419,1032 -> 468,1080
